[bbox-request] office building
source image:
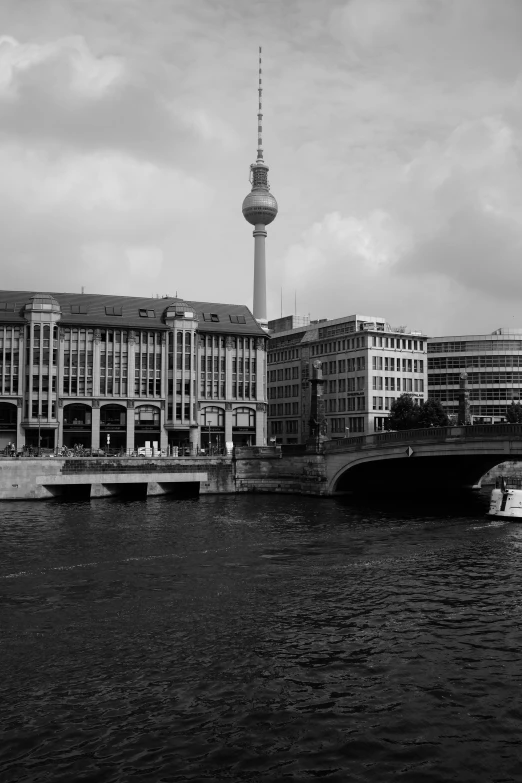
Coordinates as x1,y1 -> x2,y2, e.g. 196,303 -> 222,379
0,290 -> 268,452
427,329 -> 522,423
267,314 -> 427,444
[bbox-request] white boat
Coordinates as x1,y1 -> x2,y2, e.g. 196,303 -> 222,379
488,477 -> 522,519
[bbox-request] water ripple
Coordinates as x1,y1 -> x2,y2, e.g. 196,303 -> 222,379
1,492 -> 521,781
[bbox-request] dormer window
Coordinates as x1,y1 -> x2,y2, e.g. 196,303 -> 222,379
139,309 -> 155,318
70,305 -> 87,314
203,313 -> 219,322
230,315 -> 246,324
105,306 -> 122,316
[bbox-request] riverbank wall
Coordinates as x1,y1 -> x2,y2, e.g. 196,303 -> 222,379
0,448 -> 329,501
0,456 -> 237,500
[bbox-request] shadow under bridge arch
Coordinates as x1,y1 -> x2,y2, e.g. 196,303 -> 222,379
325,425 -> 522,493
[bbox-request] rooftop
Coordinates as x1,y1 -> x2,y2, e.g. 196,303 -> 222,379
0,290 -> 266,336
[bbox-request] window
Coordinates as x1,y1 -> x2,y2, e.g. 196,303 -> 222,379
348,416 -> 365,433
139,309 -> 155,318
201,406 -> 225,427
233,407 -> 255,427
374,417 -> 387,432
229,314 -> 247,324
105,306 -> 122,316
0,302 -> 16,312
203,313 -> 220,322
70,305 -> 87,314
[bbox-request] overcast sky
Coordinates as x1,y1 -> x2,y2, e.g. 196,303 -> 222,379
1,0 -> 521,336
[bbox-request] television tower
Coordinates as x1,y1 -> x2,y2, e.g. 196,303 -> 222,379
242,46 -> 278,330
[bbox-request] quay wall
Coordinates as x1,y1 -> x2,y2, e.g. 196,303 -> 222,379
0,449 -> 328,501
0,457 -> 236,500
234,448 -> 328,495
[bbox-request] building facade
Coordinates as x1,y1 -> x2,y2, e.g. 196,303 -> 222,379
0,290 -> 268,452
267,314 -> 427,444
427,329 -> 522,423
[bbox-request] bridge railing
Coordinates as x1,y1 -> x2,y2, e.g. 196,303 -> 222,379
325,423 -> 522,452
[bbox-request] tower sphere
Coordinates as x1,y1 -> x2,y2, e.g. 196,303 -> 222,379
242,191 -> 278,226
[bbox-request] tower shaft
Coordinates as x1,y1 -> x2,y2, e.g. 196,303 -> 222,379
253,225 -> 267,324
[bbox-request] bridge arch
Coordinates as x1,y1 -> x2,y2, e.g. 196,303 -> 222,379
325,424 -> 522,494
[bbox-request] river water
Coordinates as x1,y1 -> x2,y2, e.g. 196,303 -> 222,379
1,491 -> 521,782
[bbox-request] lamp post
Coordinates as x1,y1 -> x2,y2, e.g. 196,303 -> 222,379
37,414 -> 42,456
345,426 -> 350,440
208,423 -> 211,455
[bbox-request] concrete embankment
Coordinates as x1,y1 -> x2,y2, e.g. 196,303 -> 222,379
0,448 -> 330,501
0,456 -> 236,500
234,447 -> 328,495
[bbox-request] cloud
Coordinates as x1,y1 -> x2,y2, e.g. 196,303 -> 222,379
0,34 -> 239,166
0,143 -> 212,241
0,34 -> 123,97
0,0 -> 521,331
281,111 -> 522,334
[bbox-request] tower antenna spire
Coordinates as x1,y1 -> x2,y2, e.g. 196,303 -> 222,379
257,45 -> 263,163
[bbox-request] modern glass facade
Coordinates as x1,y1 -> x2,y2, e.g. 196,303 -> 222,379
427,329 -> 522,422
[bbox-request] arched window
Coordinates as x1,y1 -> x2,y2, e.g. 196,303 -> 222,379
100,404 -> 126,427
233,407 -> 255,428
0,401 -> 17,427
63,403 -> 92,426
238,337 -> 243,349
201,406 -> 225,427
135,405 -> 160,428
177,332 -> 183,347
185,333 -> 191,350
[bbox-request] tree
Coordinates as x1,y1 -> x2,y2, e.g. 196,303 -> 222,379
387,394 -> 420,430
506,401 -> 522,423
416,398 -> 450,428
387,394 -> 450,431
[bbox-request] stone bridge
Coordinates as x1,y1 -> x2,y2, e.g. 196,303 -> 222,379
324,423 -> 522,493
